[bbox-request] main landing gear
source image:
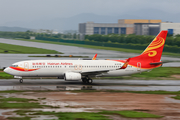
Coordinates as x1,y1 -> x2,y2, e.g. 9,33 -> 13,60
19,79 -> 23,83
82,77 -> 93,84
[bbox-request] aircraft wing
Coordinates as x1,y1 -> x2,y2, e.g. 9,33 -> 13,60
80,69 -> 110,76
79,58 -> 131,76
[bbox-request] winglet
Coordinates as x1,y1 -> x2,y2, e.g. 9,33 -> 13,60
92,54 -> 97,60
119,58 -> 131,69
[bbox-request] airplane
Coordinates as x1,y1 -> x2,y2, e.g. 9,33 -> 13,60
4,30 -> 168,84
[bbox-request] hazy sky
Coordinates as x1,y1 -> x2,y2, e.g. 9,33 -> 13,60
0,0 -> 179,24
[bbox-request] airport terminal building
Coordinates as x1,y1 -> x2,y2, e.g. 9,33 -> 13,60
79,19 -> 162,39
79,19 -> 180,40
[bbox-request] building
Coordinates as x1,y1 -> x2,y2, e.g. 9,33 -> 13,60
135,22 -> 180,36
160,23 -> 180,35
134,23 -> 160,36
79,19 -> 162,40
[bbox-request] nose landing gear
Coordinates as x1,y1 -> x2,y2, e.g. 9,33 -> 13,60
19,79 -> 23,83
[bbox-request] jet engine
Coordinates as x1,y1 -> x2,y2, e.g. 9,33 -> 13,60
64,72 -> 81,80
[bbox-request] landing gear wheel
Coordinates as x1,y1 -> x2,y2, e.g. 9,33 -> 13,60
88,79 -> 93,84
19,79 -> 23,83
82,77 -> 93,84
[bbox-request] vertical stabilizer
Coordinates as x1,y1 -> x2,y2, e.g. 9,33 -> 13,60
128,30 -> 168,69
140,30 -> 168,62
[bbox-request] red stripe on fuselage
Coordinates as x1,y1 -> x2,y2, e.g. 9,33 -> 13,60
10,67 -> 39,72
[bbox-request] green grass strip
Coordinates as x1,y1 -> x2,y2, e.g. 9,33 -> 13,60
14,110 -> 162,119
99,110 -> 162,118
171,95 -> 180,100
7,117 -> 31,120
131,67 -> 180,78
0,42 -> 61,54
0,102 -> 58,109
0,97 -> 57,109
0,102 -> 44,109
0,97 -> 37,102
0,72 -> 14,79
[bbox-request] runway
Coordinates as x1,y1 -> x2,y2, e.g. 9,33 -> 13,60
1,79 -> 180,91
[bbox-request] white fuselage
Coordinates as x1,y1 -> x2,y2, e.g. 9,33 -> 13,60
5,60 -> 147,78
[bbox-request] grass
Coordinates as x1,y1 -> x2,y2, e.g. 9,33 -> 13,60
0,42 -> 61,54
0,97 -> 37,102
0,102 -> 45,109
171,95 -> 180,100
0,72 -> 14,79
131,67 -> 180,78
16,38 -> 180,57
0,97 -> 58,109
33,112 -> 110,120
13,110 -> 162,119
7,117 -> 31,120
14,110 -> 34,116
0,90 -> 28,93
99,110 -> 163,118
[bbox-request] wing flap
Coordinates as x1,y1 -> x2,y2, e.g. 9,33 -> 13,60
81,69 -> 109,76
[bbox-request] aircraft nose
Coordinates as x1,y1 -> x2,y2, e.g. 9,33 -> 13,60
4,67 -> 11,74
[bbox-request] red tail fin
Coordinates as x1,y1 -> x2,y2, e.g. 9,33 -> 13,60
141,30 -> 168,62
129,30 -> 168,69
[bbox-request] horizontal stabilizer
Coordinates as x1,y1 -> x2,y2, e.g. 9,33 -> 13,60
150,62 -> 163,65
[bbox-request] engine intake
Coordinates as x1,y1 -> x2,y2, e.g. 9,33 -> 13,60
64,72 -> 81,81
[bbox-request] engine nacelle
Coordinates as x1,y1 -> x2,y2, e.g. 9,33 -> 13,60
64,72 -> 81,81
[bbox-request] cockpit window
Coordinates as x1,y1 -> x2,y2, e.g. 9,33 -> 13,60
11,65 -> 18,67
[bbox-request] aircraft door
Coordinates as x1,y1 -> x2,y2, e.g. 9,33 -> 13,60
137,62 -> 141,71
24,62 -> 29,71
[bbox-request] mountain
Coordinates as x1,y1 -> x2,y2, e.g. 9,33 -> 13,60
1,13 -> 141,30
0,26 -> 30,32
1,9 -> 180,30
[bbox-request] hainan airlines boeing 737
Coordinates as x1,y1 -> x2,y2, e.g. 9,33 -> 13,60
4,31 -> 168,84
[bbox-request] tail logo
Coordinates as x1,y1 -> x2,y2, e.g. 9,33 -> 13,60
142,37 -> 165,57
